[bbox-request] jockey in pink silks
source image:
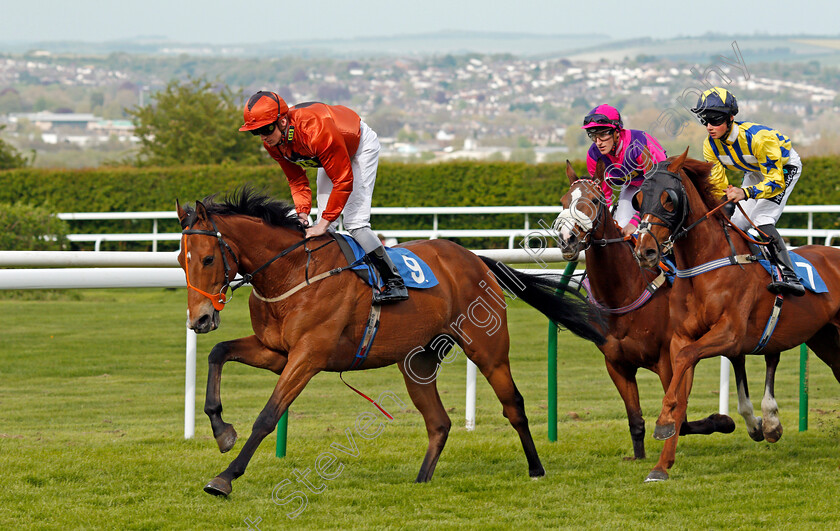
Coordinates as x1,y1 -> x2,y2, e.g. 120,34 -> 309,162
582,104 -> 667,236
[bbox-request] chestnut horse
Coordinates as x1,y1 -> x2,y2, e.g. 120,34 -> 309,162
554,161 -> 735,472
633,150 -> 840,481
176,188 -> 605,496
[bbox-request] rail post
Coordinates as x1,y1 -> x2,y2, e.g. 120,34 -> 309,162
548,261 -> 577,442
800,344 -> 809,431
276,411 -> 289,457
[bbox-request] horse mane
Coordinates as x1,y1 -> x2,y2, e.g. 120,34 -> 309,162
678,157 -> 724,213
183,185 -> 305,233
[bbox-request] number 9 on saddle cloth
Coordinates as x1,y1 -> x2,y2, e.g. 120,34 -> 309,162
334,233 -> 439,289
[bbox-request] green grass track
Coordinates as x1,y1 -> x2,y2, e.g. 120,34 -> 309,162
1,289 -> 839,529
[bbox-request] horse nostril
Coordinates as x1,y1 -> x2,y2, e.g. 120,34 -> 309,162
644,248 -> 658,261
196,314 -> 212,331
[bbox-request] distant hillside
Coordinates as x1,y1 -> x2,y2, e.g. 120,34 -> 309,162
0,31 -> 610,58
3,32 -> 840,64
562,35 -> 840,65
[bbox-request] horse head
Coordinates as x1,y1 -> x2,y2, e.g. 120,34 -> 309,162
177,199 -> 240,333
632,148 -> 693,268
552,160 -> 609,261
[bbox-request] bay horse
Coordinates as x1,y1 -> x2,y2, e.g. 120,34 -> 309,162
554,160 -> 735,472
633,149 -> 840,481
176,187 -> 605,496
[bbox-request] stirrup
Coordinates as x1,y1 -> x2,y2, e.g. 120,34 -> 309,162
767,275 -> 805,297
373,279 -> 409,304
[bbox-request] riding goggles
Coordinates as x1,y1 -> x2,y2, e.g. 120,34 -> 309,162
587,129 -> 614,141
249,122 -> 277,136
582,113 -> 619,127
698,112 -> 729,127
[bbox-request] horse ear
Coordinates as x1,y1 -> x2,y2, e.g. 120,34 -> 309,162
565,160 -> 578,184
667,147 -> 690,173
641,146 -> 654,174
176,199 -> 188,227
195,200 -> 208,221
594,159 -> 606,182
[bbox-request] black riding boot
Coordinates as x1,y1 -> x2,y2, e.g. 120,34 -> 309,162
367,246 -> 409,304
760,224 -> 805,297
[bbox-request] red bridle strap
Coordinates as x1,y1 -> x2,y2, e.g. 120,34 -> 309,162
182,234 -> 229,311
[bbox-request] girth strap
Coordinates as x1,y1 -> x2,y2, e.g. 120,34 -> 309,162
674,254 -> 753,278
750,295 -> 784,354
349,304 -> 382,370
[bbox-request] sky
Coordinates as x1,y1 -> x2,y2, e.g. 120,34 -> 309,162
1,0 -> 838,44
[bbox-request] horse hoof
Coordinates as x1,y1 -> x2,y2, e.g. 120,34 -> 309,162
529,466 -> 546,478
653,423 -> 676,440
748,418 -> 765,442
748,429 -> 765,442
215,424 -> 237,453
644,470 -> 669,482
204,476 -> 232,497
710,413 -> 736,434
764,423 -> 783,443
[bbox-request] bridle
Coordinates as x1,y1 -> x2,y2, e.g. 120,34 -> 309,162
181,215 -> 240,311
181,212 -> 313,311
634,163 -> 690,255
635,162 -> 746,258
555,179 -> 632,253
554,179 -> 603,254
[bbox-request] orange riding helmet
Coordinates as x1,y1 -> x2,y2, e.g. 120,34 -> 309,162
239,91 -> 289,132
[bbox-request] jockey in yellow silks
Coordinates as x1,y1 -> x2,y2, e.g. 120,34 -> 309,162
691,87 -> 804,296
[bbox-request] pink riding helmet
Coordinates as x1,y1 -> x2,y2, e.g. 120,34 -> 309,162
582,104 -> 623,130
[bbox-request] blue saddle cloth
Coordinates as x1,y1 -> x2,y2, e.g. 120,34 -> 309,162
757,251 -> 828,293
341,235 -> 439,289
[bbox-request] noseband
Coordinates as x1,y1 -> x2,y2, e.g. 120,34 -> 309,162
182,215 -> 240,311
182,212 -> 320,311
553,179 -> 607,252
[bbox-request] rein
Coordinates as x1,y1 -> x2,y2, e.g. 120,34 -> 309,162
582,271 -> 667,314
561,178 -> 664,312
182,213 -> 340,310
181,216 -> 240,311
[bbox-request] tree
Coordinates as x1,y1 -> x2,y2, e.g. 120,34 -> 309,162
127,78 -> 266,167
0,125 -> 31,170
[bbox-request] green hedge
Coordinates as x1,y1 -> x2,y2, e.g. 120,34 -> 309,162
0,202 -> 69,251
1,158 -> 837,249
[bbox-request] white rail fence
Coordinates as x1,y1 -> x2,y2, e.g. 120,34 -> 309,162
5,205 -> 839,438
0,247 -> 575,439
57,205 -> 840,251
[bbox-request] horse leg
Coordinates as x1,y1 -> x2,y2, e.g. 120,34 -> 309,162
761,352 -> 783,443
205,335 -> 287,453
656,323 -> 739,440
397,346 -> 451,483
604,360 -> 646,460
675,360 -> 737,437
646,365 -> 692,482
463,334 -> 544,479
204,353 -> 318,497
730,354 -> 765,442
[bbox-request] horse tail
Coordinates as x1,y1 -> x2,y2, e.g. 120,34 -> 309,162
479,256 -> 605,345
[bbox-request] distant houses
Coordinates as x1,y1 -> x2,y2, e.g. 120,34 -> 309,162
5,111 -> 138,146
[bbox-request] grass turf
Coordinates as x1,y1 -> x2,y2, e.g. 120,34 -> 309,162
1,288 -> 839,529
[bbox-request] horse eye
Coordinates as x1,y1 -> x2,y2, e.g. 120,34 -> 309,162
202,256 -> 215,266
632,192 -> 643,210
660,191 -> 675,212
